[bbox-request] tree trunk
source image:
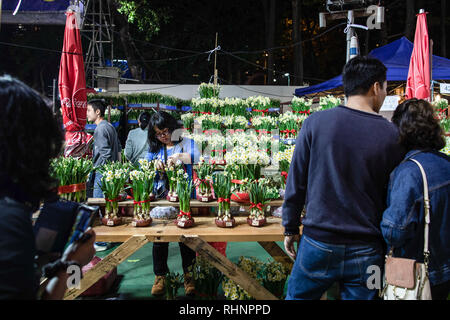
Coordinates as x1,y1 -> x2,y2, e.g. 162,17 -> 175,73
292,0 -> 303,86
405,0 -> 416,40
441,0 -> 447,57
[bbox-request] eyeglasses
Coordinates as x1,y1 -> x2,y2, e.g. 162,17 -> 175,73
155,129 -> 170,138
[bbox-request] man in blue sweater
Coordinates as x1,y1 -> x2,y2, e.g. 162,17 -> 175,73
282,56 -> 405,300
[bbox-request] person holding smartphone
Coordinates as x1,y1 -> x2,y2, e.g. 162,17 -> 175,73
0,75 -> 96,300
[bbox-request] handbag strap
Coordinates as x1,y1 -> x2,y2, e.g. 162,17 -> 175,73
409,158 -> 431,265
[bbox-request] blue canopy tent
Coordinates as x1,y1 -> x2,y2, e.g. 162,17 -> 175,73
295,37 -> 450,97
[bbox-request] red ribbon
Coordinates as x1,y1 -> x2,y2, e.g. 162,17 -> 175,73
218,198 -> 230,203
293,110 -> 311,115
280,129 -> 297,137
178,210 -> 191,218
253,109 -> 268,115
250,202 -> 264,211
212,149 -> 226,153
256,129 -> 270,134
105,197 -> 121,202
133,199 -> 151,206
231,179 -> 245,184
281,171 -> 288,181
58,182 -> 86,194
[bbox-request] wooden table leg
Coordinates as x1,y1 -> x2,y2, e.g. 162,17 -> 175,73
258,241 -> 294,271
63,235 -> 149,300
180,235 -> 278,300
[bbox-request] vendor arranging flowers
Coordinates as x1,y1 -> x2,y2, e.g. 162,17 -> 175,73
146,111 -> 199,297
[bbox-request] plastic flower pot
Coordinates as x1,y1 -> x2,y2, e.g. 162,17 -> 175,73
215,218 -> 236,228
231,192 -> 250,203
247,217 -> 266,227
131,217 -> 153,227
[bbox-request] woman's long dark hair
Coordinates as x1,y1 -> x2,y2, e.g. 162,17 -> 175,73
392,98 -> 445,151
138,111 -> 151,130
0,75 -> 63,203
148,111 -> 183,153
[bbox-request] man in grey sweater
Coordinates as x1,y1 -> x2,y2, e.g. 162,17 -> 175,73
86,99 -> 122,198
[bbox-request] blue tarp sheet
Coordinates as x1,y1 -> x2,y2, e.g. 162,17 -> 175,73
295,37 -> 450,96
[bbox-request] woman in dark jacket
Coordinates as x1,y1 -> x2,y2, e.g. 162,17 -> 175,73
381,98 -> 450,300
0,75 -> 96,299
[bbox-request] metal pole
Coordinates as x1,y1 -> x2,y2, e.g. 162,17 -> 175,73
53,78 -> 57,114
346,10 -> 354,63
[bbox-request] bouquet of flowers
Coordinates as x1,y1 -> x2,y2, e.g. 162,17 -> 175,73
257,177 -> 282,200
440,118 -> 450,133
175,177 -> 194,228
98,163 -> 129,226
221,97 -> 249,117
191,256 -> 224,299
433,98 -> 449,118
261,259 -> 289,299
197,113 -> 222,134
198,82 -> 220,99
164,272 -> 184,300
208,134 -> 227,164
319,95 -> 341,110
51,156 -> 93,203
222,256 -> 263,300
273,145 -> 295,190
246,96 -> 271,117
278,111 -> 306,139
191,97 -> 221,115
195,157 -> 214,202
222,115 -> 248,132
251,115 -> 277,135
247,180 -> 272,227
291,96 -> 313,115
180,112 -> 195,132
212,172 -> 235,227
129,166 -> 156,227
165,161 -> 185,201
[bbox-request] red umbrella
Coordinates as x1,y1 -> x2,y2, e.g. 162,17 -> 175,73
405,11 -> 431,100
59,9 -> 92,158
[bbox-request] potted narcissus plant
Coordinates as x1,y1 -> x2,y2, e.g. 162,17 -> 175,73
165,160 -> 185,202
99,163 -> 129,226
195,157 -> 214,202
212,172 -> 235,228
51,156 -> 93,203
129,168 -> 156,227
247,181 -> 271,227
175,176 -> 195,228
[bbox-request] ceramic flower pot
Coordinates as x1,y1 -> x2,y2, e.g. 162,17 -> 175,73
215,217 -> 236,228
231,192 -> 250,203
174,217 -> 195,228
131,218 -> 152,227
247,217 -> 266,227
101,217 -> 123,227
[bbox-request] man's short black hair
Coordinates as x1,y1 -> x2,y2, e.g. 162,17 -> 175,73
342,56 -> 387,97
87,99 -> 107,117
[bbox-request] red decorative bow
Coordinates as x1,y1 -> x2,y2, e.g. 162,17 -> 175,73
294,110 -> 311,115
250,202 -> 264,211
105,197 -> 121,202
253,109 -> 268,115
218,198 -> 230,203
133,199 -> 151,206
281,171 -> 288,181
178,210 -> 191,218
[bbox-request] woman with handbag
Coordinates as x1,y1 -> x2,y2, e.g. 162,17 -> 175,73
381,99 -> 450,300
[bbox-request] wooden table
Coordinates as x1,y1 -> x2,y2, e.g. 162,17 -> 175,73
63,198 -> 293,300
